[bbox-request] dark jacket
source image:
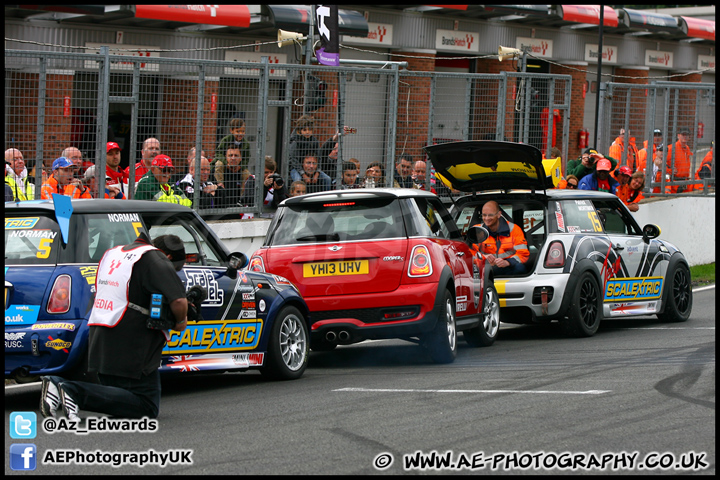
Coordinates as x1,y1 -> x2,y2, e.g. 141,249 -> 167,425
288,132 -> 321,173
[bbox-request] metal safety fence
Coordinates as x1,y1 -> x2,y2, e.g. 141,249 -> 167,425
599,81 -> 715,196
11,47 -> 713,220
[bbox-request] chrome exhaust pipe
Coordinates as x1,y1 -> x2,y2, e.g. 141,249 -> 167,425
325,331 -> 337,342
338,330 -> 351,342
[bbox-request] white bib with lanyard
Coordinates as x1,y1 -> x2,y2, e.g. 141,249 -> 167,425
89,244 -> 157,328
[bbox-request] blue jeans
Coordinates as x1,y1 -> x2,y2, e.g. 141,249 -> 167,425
47,370 -> 161,419
492,261 -> 526,276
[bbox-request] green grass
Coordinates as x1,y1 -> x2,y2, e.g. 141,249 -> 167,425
690,263 -> 715,287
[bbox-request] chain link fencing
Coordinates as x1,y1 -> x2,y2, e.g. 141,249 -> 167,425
5,48 -> 713,218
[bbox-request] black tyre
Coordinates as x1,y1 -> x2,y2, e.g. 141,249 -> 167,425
560,270 -> 601,337
425,290 -> 457,364
463,285 -> 500,347
260,306 -> 309,380
657,261 -> 692,323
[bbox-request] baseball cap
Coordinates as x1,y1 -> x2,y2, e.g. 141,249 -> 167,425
653,129 -> 662,135
584,148 -> 599,155
596,159 -> 612,171
52,157 -> 74,170
152,154 -> 174,169
618,166 -> 632,176
107,142 -> 121,153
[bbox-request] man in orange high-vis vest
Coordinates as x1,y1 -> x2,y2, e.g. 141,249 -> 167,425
471,200 -> 529,275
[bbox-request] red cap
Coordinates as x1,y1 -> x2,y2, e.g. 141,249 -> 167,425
618,166 -> 632,176
151,154 -> 174,169
596,159 -> 612,171
107,142 -> 121,153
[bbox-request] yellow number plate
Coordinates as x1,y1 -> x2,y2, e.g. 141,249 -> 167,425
303,260 -> 369,277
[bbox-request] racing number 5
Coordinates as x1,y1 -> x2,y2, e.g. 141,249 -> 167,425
37,238 -> 52,258
588,211 -> 603,232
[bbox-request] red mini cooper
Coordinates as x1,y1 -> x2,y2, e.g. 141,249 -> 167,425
248,188 -> 499,363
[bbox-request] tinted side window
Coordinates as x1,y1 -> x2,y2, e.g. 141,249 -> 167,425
147,220 -> 222,266
84,213 -> 146,263
404,197 -> 457,239
549,200 -> 604,234
592,199 -> 642,235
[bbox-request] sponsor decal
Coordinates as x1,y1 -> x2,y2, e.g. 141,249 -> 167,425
184,268 -> 223,306
80,266 -> 97,284
106,213 -> 141,222
5,331 -> 26,348
232,352 -> 264,367
5,305 -> 40,325
272,275 -> 292,285
164,319 -> 263,354
242,292 -> 255,300
8,230 -> 57,239
45,338 -> 72,351
5,218 -> 39,229
31,322 -> 76,331
240,310 -> 257,319
604,277 -> 664,302
258,299 -> 266,313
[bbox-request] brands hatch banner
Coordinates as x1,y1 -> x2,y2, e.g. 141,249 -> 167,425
315,5 -> 339,66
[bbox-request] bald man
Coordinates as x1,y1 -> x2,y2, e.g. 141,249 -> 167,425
470,201 -> 529,275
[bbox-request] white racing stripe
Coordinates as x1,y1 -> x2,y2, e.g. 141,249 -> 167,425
334,387 -> 610,395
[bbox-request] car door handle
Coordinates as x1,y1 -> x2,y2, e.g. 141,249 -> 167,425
613,243 -> 624,251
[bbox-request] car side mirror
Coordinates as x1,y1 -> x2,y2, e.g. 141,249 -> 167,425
466,225 -> 489,245
226,252 -> 248,279
642,224 -> 661,243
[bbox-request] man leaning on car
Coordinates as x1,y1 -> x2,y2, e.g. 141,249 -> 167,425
471,200 -> 529,275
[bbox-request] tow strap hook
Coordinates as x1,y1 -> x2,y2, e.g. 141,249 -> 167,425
541,287 -> 549,316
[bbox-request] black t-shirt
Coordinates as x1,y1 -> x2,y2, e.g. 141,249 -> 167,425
88,238 -> 186,378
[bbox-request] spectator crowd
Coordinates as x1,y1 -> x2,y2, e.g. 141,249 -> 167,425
6,121 -> 713,219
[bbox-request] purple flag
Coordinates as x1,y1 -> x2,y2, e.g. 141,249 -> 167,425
315,5 -> 339,66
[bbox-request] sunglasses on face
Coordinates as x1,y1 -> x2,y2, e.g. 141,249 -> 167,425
567,183 -> 578,189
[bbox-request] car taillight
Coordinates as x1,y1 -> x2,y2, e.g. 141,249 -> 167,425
248,256 -> 265,272
47,274 -> 71,314
544,241 -> 566,268
408,245 -> 433,277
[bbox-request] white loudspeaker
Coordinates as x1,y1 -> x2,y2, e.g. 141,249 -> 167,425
277,29 -> 306,48
498,46 -> 522,61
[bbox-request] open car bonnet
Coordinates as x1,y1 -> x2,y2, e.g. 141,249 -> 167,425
424,140 -> 553,192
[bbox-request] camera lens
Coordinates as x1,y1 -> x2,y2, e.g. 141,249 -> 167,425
275,177 -> 284,187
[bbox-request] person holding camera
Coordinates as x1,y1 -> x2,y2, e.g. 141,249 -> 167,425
566,148 -> 618,182
238,156 -> 287,211
39,234 -> 205,420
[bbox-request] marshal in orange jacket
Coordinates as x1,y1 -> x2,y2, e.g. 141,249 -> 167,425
471,217 -> 529,267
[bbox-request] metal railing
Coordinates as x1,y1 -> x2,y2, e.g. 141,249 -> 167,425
6,47 -> 713,218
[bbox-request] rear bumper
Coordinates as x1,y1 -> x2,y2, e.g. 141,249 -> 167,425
307,283 -> 443,342
494,272 -> 571,320
4,320 -> 87,378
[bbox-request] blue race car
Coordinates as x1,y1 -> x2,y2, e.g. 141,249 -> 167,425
5,196 -> 310,383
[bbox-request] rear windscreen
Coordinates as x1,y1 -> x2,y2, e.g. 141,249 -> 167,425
5,216 -> 61,265
269,198 -> 406,245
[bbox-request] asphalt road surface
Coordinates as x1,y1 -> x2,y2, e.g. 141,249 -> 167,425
5,287 -> 715,475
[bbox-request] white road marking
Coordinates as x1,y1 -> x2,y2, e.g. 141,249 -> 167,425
334,387 -> 610,395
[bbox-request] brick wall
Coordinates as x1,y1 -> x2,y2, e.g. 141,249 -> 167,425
158,79 -> 218,172
551,64 -> 588,164
391,51 -> 435,163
